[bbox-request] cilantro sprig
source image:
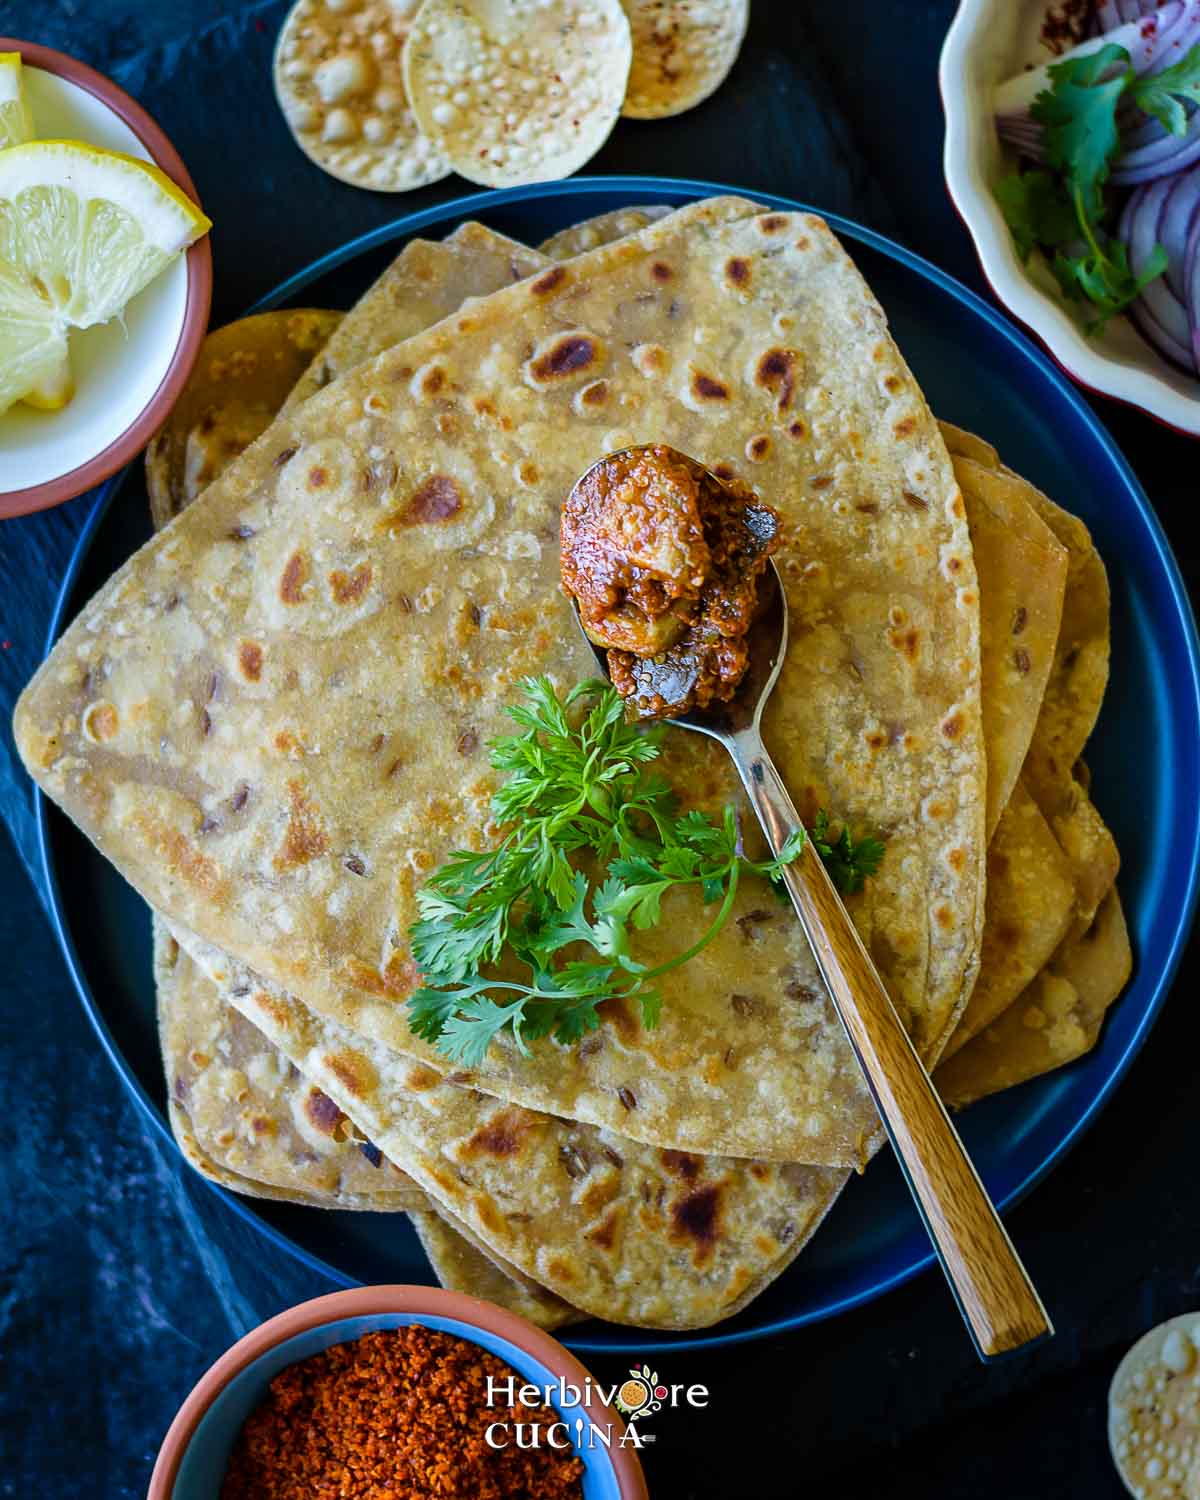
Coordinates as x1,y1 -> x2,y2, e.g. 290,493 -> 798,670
406,677 -> 884,1065
997,40 -> 1200,328
810,809 -> 886,896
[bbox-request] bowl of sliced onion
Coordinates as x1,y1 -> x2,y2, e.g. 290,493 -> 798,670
941,0 -> 1200,435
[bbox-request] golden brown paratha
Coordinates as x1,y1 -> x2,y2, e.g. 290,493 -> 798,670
156,920 -> 422,1207
146,310 -> 343,529
937,424 -> 1122,1066
16,198 -> 987,1166
170,916 -> 849,1331
163,923 -> 583,1327
998,465 -> 1118,935
285,222 -> 548,409
408,1209 -> 582,1332
538,205 -> 673,260
939,781 -> 1076,1061
937,887 -> 1131,1107
950,452 -> 1068,840
167,1094 -> 578,1329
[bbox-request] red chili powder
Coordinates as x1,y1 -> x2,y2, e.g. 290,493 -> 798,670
219,1325 -> 584,1499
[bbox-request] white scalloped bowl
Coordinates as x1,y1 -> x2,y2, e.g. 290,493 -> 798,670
940,0 -> 1200,436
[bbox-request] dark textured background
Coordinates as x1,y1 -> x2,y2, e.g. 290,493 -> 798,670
1,3 -> 1198,1496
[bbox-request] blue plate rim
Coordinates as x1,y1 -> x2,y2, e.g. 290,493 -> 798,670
34,173 -> 1200,1355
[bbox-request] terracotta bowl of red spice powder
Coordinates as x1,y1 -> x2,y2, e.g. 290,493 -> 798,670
147,1285 -> 648,1500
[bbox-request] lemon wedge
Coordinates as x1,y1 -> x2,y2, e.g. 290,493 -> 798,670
0,317 -> 70,414
0,140 -> 211,414
0,53 -> 33,151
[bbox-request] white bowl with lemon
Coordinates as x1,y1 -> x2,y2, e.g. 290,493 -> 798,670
0,41 -> 212,518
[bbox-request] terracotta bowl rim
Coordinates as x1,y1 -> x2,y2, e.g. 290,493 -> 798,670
0,36 -> 212,520
146,1283 -> 650,1500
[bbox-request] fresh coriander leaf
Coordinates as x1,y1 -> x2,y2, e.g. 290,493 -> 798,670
637,988 -> 663,1031
406,983 -> 463,1045
1132,42 -> 1200,136
404,679 -> 860,1062
994,170 -> 1078,260
1034,43 -> 1131,218
811,816 -> 886,895
1053,238 -> 1168,328
439,995 -> 532,1065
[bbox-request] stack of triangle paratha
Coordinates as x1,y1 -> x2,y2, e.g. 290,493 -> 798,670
14,202 -> 1129,1330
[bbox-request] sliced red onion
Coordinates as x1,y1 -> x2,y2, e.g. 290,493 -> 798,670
994,7 -> 1183,119
1158,163 -> 1200,295
1185,208 -> 1200,365
1110,111 -> 1200,183
1128,290 -> 1196,365
1122,179 -> 1193,347
1126,0 -> 1200,72
996,0 -> 1200,182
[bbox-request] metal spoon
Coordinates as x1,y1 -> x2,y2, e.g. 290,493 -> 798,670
566,445 -> 1052,1361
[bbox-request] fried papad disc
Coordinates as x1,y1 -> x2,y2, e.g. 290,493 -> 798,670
145,309 -> 343,528
404,0 -> 632,187
939,781 -> 1076,1062
936,887 -> 1131,1108
620,0 -> 749,119
539,204 -> 673,260
272,0 -> 450,192
1109,1312 -> 1200,1500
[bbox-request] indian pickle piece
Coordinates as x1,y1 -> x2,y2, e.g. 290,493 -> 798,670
561,444 -> 780,720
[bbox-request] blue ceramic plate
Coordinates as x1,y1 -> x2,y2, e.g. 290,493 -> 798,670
37,177 -> 1200,1354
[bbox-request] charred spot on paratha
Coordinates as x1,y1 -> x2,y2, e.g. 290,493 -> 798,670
688,368 -> 731,403
754,347 -> 802,411
465,1109 -> 540,1159
279,550 -> 311,605
324,1050 -> 376,1101
585,1206 -> 623,1252
329,563 -> 373,605
274,779 -> 329,871
237,641 -> 263,681
303,1087 -> 346,1137
531,265 -> 568,296
384,475 -> 463,529
660,1150 -> 702,1182
524,330 -> 605,385
669,1183 -> 722,1262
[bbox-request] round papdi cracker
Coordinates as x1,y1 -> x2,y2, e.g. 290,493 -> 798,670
274,0 -> 451,192
1109,1313 -> 1200,1499
404,0 -> 632,187
620,0 -> 749,119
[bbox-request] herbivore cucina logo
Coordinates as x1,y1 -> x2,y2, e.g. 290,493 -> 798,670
484,1365 -> 710,1450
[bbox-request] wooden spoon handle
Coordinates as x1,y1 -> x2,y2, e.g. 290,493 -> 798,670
731,730 -> 1052,1359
